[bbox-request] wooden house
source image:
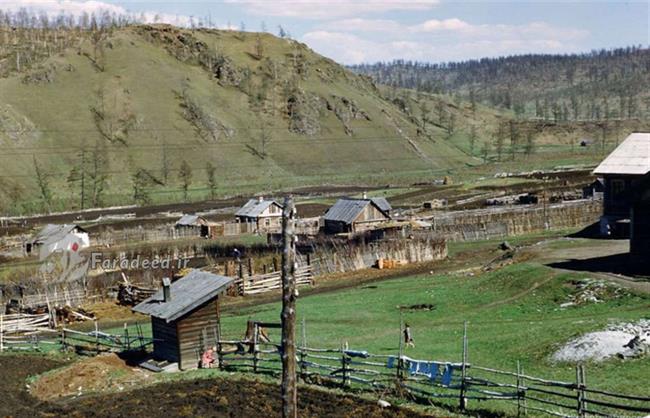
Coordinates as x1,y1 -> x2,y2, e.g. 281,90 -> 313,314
235,197 -> 283,232
593,133 -> 650,236
323,197 -> 391,234
133,270 -> 233,370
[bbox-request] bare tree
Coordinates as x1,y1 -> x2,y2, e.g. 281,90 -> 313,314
33,155 -> 52,211
179,160 -> 193,202
206,162 -> 217,200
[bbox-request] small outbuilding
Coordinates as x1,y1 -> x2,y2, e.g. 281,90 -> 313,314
133,270 -> 233,370
175,214 -> 213,238
235,197 -> 283,232
25,224 -> 89,256
323,197 -> 391,234
593,132 -> 650,236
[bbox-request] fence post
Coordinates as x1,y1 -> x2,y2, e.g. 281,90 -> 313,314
397,313 -> 404,381
459,321 -> 468,410
578,364 -> 587,417
253,323 -> 259,373
300,317 -> 307,380
94,320 -> 99,351
124,323 -> 130,351
0,314 -> 3,353
340,342 -> 348,388
516,361 -> 527,417
576,364 -> 585,418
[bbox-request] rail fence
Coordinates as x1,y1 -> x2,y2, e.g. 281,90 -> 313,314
0,313 -> 58,351
211,333 -> 650,418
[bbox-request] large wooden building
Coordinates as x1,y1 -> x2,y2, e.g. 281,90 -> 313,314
323,197 -> 391,234
133,270 -> 233,370
593,133 -> 650,236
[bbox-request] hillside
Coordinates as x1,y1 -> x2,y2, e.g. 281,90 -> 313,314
351,47 -> 650,120
0,24 -> 477,215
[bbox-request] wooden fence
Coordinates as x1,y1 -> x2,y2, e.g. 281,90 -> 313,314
236,266 -> 314,295
60,324 -> 154,353
213,340 -> 650,418
0,313 -> 57,351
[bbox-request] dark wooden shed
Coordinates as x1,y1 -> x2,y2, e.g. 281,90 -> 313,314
133,270 -> 233,370
323,197 -> 391,234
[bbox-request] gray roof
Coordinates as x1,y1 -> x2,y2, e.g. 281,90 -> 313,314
235,198 -> 282,218
323,198 -> 390,224
132,270 -> 233,322
371,197 -> 392,213
32,224 -> 86,245
594,133 -> 650,175
175,214 -> 207,226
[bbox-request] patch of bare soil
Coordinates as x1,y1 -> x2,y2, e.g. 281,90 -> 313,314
65,377 -> 433,418
1,355 -> 435,417
31,353 -> 152,401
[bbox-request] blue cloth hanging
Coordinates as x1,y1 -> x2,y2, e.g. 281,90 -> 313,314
441,364 -> 453,386
408,360 -> 418,374
386,356 -> 396,369
428,362 -> 440,383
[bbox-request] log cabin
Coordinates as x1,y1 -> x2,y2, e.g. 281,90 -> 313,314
133,270 -> 233,370
235,197 -> 283,232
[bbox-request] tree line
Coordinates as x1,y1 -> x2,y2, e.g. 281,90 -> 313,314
350,47 -> 650,121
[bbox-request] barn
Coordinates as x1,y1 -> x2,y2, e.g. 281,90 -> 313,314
323,197 -> 391,234
593,132 -> 650,236
235,197 -> 283,232
175,214 -> 214,238
132,270 -> 233,370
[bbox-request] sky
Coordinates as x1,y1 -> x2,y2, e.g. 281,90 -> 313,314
1,0 -> 648,64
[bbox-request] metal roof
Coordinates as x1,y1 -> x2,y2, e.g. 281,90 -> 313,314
175,214 -> 206,226
323,198 -> 390,224
235,198 -> 282,218
371,197 -> 392,213
32,224 -> 86,244
594,133 -> 650,175
132,270 -> 233,322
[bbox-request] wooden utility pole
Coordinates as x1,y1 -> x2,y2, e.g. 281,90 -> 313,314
281,196 -> 297,418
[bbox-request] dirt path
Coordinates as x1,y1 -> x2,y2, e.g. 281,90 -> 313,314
529,238 -> 650,294
482,272 -> 559,308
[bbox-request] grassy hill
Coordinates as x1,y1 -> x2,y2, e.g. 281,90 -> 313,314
0,24 -> 479,215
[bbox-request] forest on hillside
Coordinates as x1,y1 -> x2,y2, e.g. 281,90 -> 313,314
351,47 -> 650,121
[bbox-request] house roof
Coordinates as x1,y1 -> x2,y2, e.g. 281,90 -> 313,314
32,224 -> 87,245
235,198 -> 282,218
132,270 -> 233,322
594,133 -> 650,175
323,198 -> 390,225
370,197 -> 392,213
175,214 -> 207,226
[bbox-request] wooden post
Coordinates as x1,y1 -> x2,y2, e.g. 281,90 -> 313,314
238,261 -> 244,296
341,342 -> 348,388
300,317 -> 307,380
580,365 -> 587,415
0,314 -> 4,353
459,321 -> 468,410
516,361 -> 523,417
253,323 -> 260,373
216,296 -> 223,370
397,313 -> 404,380
280,196 -> 297,418
576,364 -> 587,418
124,323 -> 130,351
94,320 -> 99,351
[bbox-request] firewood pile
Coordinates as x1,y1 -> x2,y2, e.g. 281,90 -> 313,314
116,282 -> 156,306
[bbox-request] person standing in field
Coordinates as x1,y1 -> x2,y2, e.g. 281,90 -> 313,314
404,323 -> 415,348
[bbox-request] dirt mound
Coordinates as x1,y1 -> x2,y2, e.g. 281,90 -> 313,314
31,353 -> 151,400
553,320 -> 650,362
560,278 -> 630,308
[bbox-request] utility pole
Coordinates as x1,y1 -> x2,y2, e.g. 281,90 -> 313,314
281,196 -> 297,418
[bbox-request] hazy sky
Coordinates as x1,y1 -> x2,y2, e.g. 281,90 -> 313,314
2,1 -> 648,64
